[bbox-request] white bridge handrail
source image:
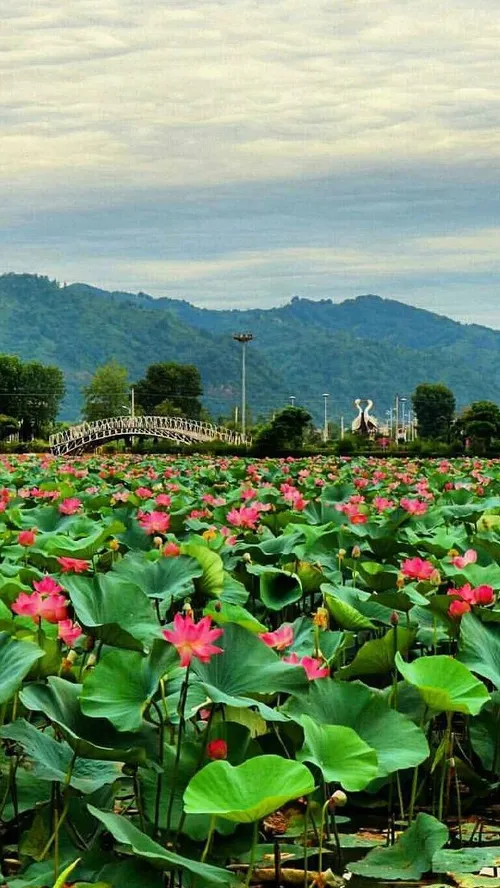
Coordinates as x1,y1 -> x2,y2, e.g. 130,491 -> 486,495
49,415 -> 251,455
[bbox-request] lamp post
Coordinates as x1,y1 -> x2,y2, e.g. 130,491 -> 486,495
394,394 -> 399,443
232,333 -> 254,437
323,393 -> 330,443
400,397 -> 407,440
289,395 -> 296,407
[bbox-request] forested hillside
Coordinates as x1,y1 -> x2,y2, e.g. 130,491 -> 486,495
1,273 -> 499,421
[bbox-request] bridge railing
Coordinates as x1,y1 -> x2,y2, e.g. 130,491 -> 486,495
49,415 -> 251,453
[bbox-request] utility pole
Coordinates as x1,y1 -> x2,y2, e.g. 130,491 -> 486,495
340,415 -> 345,439
232,333 -> 254,437
323,393 -> 330,443
394,394 -> 399,443
131,387 -> 135,419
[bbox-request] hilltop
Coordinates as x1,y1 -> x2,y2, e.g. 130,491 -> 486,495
1,273 -> 499,422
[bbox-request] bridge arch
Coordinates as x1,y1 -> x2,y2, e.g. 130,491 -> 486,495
49,415 -> 250,456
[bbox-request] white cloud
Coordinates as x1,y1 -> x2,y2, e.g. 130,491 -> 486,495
0,0 -> 499,321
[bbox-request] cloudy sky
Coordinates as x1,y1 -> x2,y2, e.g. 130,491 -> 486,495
1,0 -> 499,325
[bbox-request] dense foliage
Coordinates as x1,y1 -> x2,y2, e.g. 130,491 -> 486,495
82,362 -> 130,422
1,454 -> 500,886
412,383 -> 456,440
134,363 -> 203,419
3,274 -> 500,421
0,355 -> 65,440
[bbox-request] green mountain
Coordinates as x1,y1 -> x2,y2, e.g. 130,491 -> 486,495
0,273 -> 499,425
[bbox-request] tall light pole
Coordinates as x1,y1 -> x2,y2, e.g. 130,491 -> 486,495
323,393 -> 330,443
232,333 -> 254,437
289,395 -> 296,407
394,394 -> 399,443
400,397 -> 407,440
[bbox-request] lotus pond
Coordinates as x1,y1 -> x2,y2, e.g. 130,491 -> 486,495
1,452 -> 500,888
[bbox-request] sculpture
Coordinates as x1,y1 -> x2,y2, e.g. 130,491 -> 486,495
351,399 -> 378,437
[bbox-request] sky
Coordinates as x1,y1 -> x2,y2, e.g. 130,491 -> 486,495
1,0 -> 499,326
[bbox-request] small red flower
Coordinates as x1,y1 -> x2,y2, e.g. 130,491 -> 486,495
259,624 -> 294,651
448,599 -> 471,618
58,497 -> 82,516
474,585 -> 495,606
207,739 -> 228,760
18,529 -> 37,547
163,541 -> 181,557
58,619 -> 83,646
57,557 -> 90,574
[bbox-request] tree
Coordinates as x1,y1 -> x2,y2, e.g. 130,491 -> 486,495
457,401 -> 500,452
255,406 -> 313,453
0,355 -> 65,440
412,383 -> 456,440
20,362 -> 65,439
82,361 -> 129,422
135,363 -> 203,418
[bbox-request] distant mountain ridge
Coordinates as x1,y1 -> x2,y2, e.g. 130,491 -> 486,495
0,273 -> 499,423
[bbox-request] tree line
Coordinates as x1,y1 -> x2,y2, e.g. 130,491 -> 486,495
1,351 -> 500,453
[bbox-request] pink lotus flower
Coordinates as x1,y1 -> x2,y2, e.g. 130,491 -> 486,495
449,599 -> 471,618
58,497 -> 82,516
18,529 -> 37,547
38,593 -> 68,623
58,619 -> 82,646
135,487 -> 153,499
400,498 -> 428,516
447,583 -> 476,603
12,591 -> 43,619
283,652 -> 329,680
155,493 -> 172,508
450,549 -> 477,569
226,505 -> 261,530
33,576 -> 64,596
138,510 -> 170,535
473,585 -> 495,606
57,557 -> 90,574
401,557 -> 435,581
373,496 -> 394,513
163,612 -> 224,667
259,624 -> 294,650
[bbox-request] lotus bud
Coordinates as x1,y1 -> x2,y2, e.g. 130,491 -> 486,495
447,548 -> 459,558
390,611 -> 399,626
329,789 -> 347,809
396,574 -> 405,589
243,552 -> 252,563
430,569 -> 441,586
338,548 -> 346,560
183,601 -> 193,616
87,653 -> 97,668
109,538 -> 120,551
153,536 -> 163,548
313,607 -> 329,630
352,545 -> 361,559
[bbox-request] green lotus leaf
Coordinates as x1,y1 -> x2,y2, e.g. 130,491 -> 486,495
88,806 -> 237,885
183,755 -> 314,822
349,813 -> 449,880
298,716 -> 378,790
0,632 -> 43,704
395,652 -> 489,715
285,679 -> 429,777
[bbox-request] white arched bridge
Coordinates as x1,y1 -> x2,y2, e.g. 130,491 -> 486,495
49,415 -> 251,456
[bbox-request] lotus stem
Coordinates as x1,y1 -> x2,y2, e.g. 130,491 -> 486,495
200,815 -> 216,863
165,664 -> 190,837
245,820 -> 259,888
438,713 -> 452,822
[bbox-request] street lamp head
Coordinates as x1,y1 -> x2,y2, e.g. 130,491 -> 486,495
323,393 -> 330,398
233,332 -> 254,343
